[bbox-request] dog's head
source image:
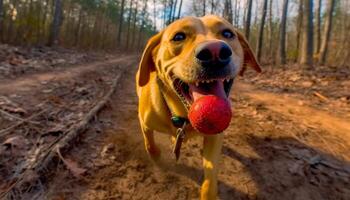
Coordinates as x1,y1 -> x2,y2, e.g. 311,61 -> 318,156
138,15 -> 261,108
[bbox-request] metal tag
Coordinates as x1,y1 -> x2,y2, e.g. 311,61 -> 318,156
173,122 -> 187,161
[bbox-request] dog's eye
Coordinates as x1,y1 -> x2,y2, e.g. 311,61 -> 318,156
172,32 -> 186,42
222,29 -> 235,39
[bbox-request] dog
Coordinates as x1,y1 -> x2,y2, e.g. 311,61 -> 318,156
136,15 -> 261,200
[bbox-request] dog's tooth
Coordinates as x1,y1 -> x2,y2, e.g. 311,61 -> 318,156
195,82 -> 199,87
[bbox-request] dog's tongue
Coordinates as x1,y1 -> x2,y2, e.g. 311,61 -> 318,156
189,81 -> 227,102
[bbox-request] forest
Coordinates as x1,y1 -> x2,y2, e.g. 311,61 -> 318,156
0,0 -> 348,66
0,0 -> 349,200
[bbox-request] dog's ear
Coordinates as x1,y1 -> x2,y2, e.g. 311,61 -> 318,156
138,31 -> 163,87
235,31 -> 262,76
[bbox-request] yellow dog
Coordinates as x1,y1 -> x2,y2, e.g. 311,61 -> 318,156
136,15 -> 261,200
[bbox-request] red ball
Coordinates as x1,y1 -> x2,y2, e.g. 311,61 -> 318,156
188,95 -> 232,135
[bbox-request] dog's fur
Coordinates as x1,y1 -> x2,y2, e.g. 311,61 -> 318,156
136,15 -> 261,200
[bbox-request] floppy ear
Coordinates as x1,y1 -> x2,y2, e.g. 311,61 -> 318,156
137,31 -> 163,87
235,31 -> 262,76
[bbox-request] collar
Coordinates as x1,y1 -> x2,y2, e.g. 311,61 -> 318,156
156,77 -> 189,160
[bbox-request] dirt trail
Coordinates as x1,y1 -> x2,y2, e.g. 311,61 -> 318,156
1,58 -> 349,199
0,56 -> 135,93
39,60 -> 350,200
235,83 -> 350,145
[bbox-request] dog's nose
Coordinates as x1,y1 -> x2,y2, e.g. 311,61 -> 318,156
195,41 -> 232,67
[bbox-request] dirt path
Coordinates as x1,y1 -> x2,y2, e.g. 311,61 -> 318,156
235,83 -> 350,146
0,56 -> 135,94
1,58 -> 349,200
40,61 -> 349,200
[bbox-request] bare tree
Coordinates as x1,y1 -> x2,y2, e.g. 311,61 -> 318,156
117,0 -> 126,45
277,0 -> 289,64
256,0 -> 268,61
319,0 -> 336,64
268,0 -> 274,61
244,0 -> 253,40
126,0 -> 134,50
300,0 -> 314,66
315,0 -> 322,54
48,0 -> 63,46
203,0 -> 206,16
131,0 -> 139,48
0,0 -> 3,40
177,0 -> 183,19
153,0 -> 157,31
172,0 -> 178,21
138,0 -> 148,49
295,0 -> 303,62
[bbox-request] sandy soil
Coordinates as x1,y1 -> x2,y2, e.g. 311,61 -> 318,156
0,54 -> 349,200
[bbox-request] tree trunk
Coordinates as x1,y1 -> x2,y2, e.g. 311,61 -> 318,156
244,0 -> 253,40
315,0 -> 322,54
153,0 -> 157,30
256,0 -> 268,62
319,0 -> 336,65
203,0 -> 206,16
295,0 -> 303,62
172,0 -> 178,21
177,0 -> 183,19
117,0 -> 126,46
234,0 -> 238,25
211,0 -> 215,14
277,0 -> 289,65
137,0 -> 148,49
48,0 -> 63,46
126,0 -> 134,50
300,0 -> 314,67
74,8 -> 83,46
0,0 -> 4,41
131,0 -> 138,49
268,0 -> 274,62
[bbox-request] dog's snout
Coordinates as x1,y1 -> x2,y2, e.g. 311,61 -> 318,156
195,41 -> 232,66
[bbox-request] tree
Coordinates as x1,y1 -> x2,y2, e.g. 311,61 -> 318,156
126,0 -> 134,50
177,0 -> 183,19
300,0 -> 314,66
256,0 -> 268,62
131,0 -> 139,48
0,0 -> 3,40
203,0 -> 206,16
137,0 -> 148,49
244,0 -> 253,40
295,0 -> 303,62
223,0 -> 233,23
268,0 -> 274,61
117,0 -> 126,45
319,0 -> 336,64
277,0 -> 289,64
315,0 -> 322,54
48,0 -> 63,46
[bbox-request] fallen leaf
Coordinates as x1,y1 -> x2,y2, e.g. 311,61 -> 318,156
56,148 -> 86,178
3,136 -> 26,149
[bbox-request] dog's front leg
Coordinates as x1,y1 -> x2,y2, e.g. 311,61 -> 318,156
201,134 -> 223,200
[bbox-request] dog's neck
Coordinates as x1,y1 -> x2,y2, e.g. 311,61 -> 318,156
156,77 -> 188,119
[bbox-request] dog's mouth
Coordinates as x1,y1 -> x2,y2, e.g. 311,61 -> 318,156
173,77 -> 234,107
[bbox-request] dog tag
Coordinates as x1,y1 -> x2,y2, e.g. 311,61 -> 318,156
173,123 -> 187,161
